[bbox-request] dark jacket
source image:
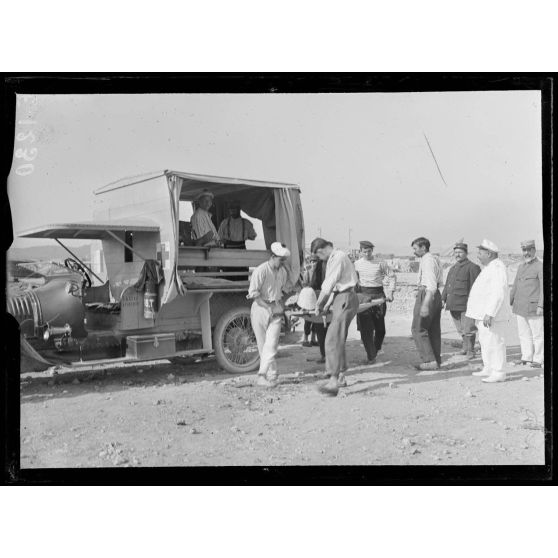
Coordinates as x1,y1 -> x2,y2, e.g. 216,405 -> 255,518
442,258 -> 481,312
510,258 -> 543,317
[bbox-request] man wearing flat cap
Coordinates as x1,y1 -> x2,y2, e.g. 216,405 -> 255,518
441,242 -> 481,359
217,200 -> 257,249
465,240 -> 512,383
354,240 -> 397,363
191,191 -> 220,246
247,242 -> 296,387
510,240 -> 544,368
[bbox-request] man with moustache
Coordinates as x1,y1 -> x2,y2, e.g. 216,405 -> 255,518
465,239 -> 512,383
441,242 -> 481,359
510,240 -> 544,368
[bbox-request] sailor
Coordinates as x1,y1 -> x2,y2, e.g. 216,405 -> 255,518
441,242 -> 481,359
217,200 -> 257,249
191,191 -> 220,246
354,240 -> 396,363
411,236 -> 444,371
465,239 -> 512,383
247,242 -> 295,387
510,239 -> 544,368
312,238 -> 359,396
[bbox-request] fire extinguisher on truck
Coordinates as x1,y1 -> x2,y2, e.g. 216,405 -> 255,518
133,260 -> 163,320
144,280 -> 158,319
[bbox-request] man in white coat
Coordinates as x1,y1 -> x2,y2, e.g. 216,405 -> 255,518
465,239 -> 512,383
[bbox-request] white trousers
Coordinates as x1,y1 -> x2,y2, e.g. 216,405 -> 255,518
251,301 -> 283,378
476,319 -> 507,374
516,314 -> 544,364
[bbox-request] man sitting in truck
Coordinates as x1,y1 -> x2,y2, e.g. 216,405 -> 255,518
191,191 -> 220,246
218,200 -> 257,249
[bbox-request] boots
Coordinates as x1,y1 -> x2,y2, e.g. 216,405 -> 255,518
459,335 -> 467,355
464,334 -> 476,359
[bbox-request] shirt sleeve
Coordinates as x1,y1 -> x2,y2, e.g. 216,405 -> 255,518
217,219 -> 227,240
190,211 -> 202,239
320,252 -> 343,295
422,255 -> 439,292
247,266 -> 264,299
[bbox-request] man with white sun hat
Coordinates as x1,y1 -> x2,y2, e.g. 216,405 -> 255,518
465,239 -> 512,383
247,241 -> 296,387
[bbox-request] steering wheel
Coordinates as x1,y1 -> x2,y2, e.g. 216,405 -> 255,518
64,258 -> 92,289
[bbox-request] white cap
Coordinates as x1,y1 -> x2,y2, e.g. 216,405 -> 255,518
271,241 -> 291,258
477,239 -> 499,253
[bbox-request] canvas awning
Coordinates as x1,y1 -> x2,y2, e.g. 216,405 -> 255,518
93,170 -> 300,196
18,220 -> 160,240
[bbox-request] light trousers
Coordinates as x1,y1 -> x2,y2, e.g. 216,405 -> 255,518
251,300 -> 283,378
516,314 -> 544,364
476,319 -> 507,374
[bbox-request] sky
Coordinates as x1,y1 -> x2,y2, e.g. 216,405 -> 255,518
8,90 -> 543,255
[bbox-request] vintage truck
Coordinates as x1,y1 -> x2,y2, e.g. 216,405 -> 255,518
8,170 -> 305,374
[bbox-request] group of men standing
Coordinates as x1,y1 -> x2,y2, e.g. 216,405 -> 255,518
246,234 -> 544,396
412,237 -> 544,383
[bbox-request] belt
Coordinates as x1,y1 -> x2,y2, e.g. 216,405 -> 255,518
360,286 -> 384,292
224,241 -> 246,249
260,298 -> 279,305
335,287 -> 355,294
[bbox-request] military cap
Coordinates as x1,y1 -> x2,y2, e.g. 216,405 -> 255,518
359,240 -> 375,249
520,239 -> 536,249
454,242 -> 468,252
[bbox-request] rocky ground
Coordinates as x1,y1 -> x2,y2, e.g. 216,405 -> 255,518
19,302 -> 546,468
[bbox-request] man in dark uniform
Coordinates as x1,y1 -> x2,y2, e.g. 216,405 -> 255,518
442,242 -> 481,359
510,239 -> 544,368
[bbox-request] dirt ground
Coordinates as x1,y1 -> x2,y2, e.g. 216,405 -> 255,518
19,301 -> 546,468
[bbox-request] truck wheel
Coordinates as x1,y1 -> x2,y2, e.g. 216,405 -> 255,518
213,306 -> 259,374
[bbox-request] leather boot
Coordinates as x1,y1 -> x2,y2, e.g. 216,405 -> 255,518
459,335 -> 467,355
464,335 -> 475,359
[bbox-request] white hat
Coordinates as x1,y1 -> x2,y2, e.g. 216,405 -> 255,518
297,287 -> 318,311
271,242 -> 291,258
477,239 -> 499,253
195,190 -> 214,202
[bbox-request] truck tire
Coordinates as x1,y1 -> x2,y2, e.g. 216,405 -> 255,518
213,306 -> 259,374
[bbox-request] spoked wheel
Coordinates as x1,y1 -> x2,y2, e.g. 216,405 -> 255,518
213,306 -> 259,373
